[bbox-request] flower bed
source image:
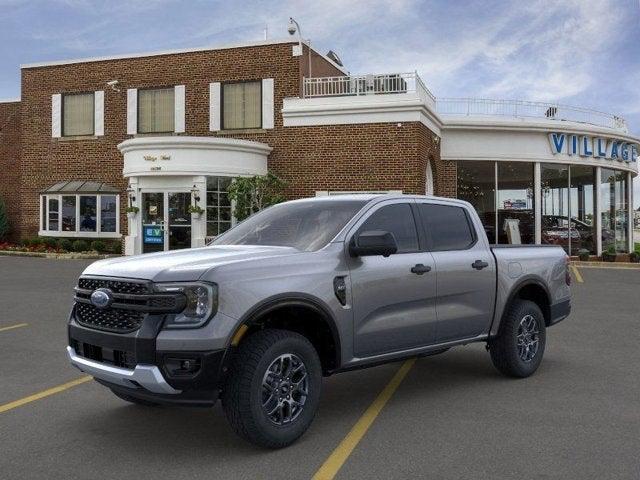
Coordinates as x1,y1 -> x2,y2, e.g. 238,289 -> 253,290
0,238 -> 122,256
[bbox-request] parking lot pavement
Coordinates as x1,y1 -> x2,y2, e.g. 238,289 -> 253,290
1,258 -> 639,479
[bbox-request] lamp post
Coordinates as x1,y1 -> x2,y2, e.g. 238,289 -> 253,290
288,17 -> 312,79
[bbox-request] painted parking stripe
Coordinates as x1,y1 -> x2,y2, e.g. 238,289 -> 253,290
0,323 -> 28,333
312,358 -> 416,480
0,376 -> 91,414
570,265 -> 584,283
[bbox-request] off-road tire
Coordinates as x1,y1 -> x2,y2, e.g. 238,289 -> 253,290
110,389 -> 160,407
222,329 -> 322,448
489,299 -> 546,378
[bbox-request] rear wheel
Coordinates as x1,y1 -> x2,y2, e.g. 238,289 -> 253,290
222,329 -> 322,448
489,299 -> 546,378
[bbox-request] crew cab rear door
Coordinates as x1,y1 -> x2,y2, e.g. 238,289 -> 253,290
415,200 -> 496,342
346,199 -> 438,357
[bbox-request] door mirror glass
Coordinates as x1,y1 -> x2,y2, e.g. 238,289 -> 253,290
350,230 -> 398,257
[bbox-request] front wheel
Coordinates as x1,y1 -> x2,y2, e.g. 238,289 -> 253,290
489,299 -> 546,378
222,329 -> 322,448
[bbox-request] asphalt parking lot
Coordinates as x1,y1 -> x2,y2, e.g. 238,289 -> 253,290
1,256 -> 639,480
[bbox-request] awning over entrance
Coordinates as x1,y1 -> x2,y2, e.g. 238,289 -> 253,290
41,180 -> 120,194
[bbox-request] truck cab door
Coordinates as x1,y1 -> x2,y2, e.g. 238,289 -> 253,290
346,200 -> 438,358
415,201 -> 496,342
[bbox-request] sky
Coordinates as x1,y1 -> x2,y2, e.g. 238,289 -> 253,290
1,0 -> 639,204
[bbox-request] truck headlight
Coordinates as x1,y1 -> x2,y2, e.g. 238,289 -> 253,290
155,282 -> 218,328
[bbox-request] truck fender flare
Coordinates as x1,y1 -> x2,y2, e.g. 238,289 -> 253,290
489,276 -> 551,338
228,293 -> 342,368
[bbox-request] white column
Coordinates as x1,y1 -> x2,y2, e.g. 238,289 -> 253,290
125,177 -> 139,256
595,167 -> 602,256
191,176 -> 207,248
628,171 -> 633,253
534,162 -> 541,244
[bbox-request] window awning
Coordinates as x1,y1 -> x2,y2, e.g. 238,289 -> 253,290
41,181 -> 120,194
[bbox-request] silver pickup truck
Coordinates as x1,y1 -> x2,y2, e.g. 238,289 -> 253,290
67,194 -> 571,448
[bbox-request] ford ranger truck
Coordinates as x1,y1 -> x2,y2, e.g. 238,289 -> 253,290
67,194 -> 571,448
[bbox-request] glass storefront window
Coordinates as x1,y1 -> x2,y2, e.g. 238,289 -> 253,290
79,196 -> 97,232
569,166 -> 596,254
100,195 -> 117,233
206,176 -> 233,237
601,168 -> 628,253
541,164 -> 570,253
497,163 -> 535,244
457,161 -> 496,243
61,195 -> 76,232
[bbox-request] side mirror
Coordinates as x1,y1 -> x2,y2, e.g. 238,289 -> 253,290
349,230 -> 398,257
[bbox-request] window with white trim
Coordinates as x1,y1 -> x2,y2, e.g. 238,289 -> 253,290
206,176 -> 233,236
138,87 -> 175,133
63,92 -> 94,136
40,193 -> 120,237
222,81 -> 261,129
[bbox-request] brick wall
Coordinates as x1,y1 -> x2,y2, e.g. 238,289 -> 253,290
0,101 -> 21,240
418,123 -> 456,197
15,41 -> 445,241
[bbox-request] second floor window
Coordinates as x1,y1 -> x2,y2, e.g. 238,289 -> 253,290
223,81 -> 261,129
63,92 -> 94,136
138,87 -> 175,133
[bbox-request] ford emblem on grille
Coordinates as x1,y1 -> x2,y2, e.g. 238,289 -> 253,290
90,288 -> 114,309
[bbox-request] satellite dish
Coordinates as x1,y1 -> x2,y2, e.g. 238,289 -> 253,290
326,50 -> 343,67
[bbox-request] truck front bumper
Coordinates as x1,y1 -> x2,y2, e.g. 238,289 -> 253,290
67,346 -> 181,394
67,314 -> 229,407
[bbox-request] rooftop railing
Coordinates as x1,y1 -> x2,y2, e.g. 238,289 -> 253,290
436,97 -> 628,132
301,73 -> 628,132
302,72 -> 436,106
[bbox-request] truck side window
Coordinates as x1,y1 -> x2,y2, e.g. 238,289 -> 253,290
358,203 -> 419,253
419,203 -> 475,251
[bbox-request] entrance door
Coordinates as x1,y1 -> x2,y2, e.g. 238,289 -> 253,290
141,192 -> 192,253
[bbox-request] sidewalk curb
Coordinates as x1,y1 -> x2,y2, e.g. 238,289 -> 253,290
571,261 -> 640,269
0,250 -> 118,260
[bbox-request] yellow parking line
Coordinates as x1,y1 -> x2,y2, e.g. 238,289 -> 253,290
0,323 -> 28,333
0,376 -> 92,414
570,265 -> 584,283
312,358 -> 416,480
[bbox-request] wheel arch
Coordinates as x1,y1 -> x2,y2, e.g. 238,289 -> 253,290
229,293 -> 342,374
491,277 -> 552,337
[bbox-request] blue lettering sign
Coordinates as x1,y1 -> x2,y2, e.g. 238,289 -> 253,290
595,138 -> 607,157
569,135 -> 579,155
548,133 -> 565,154
620,143 -> 629,162
579,136 -> 593,156
144,226 -> 164,244
610,141 -> 619,160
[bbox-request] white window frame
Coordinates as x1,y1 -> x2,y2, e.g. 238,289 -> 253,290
61,92 -> 96,137
39,193 -> 121,238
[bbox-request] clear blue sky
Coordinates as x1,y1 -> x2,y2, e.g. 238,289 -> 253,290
1,0 -> 639,203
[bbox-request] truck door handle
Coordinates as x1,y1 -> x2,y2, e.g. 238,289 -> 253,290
472,260 -> 489,270
411,264 -> 431,275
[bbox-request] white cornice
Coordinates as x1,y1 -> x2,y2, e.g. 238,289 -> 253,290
117,135 -> 272,155
440,116 -> 640,143
0,98 -> 20,103
20,38 -> 348,74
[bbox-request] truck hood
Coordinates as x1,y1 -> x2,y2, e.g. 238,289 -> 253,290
81,245 -> 300,282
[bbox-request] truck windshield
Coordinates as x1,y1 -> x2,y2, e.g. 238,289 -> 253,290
212,200 -> 367,251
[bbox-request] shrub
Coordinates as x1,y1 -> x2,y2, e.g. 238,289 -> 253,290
42,237 -> 58,248
21,238 -> 32,247
29,237 -> 42,246
58,238 -> 73,252
72,239 -> 89,252
90,240 -> 106,252
108,241 -> 122,254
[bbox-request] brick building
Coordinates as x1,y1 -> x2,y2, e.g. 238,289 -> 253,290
0,38 -> 638,255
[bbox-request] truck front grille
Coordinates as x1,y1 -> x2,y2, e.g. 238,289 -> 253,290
75,302 -> 145,333
73,276 -> 186,334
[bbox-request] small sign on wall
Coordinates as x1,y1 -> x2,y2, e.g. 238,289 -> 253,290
144,226 -> 163,244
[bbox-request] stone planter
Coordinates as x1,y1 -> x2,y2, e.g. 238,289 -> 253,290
127,212 -> 137,220
191,212 -> 203,221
